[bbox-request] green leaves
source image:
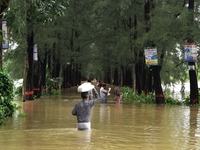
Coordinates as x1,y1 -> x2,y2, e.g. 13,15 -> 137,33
120,86 -> 186,105
0,68 -> 14,125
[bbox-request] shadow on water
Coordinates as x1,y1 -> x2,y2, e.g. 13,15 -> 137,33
0,87 -> 200,150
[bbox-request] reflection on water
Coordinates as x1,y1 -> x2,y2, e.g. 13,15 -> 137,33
99,104 -> 111,125
0,89 -> 200,150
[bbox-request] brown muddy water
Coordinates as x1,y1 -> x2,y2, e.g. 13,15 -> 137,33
0,88 -> 200,150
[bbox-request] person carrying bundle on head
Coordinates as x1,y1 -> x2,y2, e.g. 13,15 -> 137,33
72,82 -> 100,131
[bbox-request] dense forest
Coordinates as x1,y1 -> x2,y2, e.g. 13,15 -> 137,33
1,0 -> 200,104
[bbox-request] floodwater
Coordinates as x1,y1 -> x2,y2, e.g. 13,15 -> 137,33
0,88 -> 200,150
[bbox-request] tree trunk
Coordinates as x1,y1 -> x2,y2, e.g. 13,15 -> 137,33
24,0 -> 35,101
144,0 -> 164,103
132,63 -> 136,92
113,67 -> 119,85
124,68 -> 132,87
189,62 -> 198,104
40,49 -> 47,92
33,61 -> 40,98
147,66 -> 153,93
152,66 -> 164,104
135,59 -> 146,94
25,30 -> 34,100
135,63 -> 142,94
187,0 -> 198,104
22,53 -> 28,102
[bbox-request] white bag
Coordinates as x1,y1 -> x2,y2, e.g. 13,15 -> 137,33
77,82 -> 94,92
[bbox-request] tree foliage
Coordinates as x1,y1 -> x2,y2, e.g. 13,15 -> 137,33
3,0 -> 200,89
0,68 -> 14,124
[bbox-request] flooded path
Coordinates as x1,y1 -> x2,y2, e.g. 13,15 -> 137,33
0,88 -> 200,150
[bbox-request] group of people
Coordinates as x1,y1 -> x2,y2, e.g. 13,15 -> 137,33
88,80 -> 113,104
72,80 -> 123,131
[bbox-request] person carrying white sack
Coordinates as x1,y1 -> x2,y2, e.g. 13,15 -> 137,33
72,82 -> 100,131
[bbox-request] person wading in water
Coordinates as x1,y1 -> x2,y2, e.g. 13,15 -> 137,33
72,82 -> 100,131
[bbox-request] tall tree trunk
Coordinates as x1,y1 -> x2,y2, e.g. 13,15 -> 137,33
25,29 -> 34,100
120,67 -> 123,86
132,63 -> 136,92
187,0 -> 198,104
135,63 -> 143,94
149,67 -> 153,93
22,53 -> 28,101
52,43 -> 60,78
40,49 -> 47,91
189,63 -> 198,104
124,68 -> 132,86
113,67 -> 119,85
33,60 -> 40,98
132,15 -> 137,92
144,0 -> 164,103
24,1 -> 34,100
147,66 -> 153,93
152,66 -> 164,104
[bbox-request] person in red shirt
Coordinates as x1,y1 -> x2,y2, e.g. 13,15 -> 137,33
97,81 -> 102,88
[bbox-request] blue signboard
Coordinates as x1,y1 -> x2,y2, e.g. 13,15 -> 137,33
144,47 -> 158,66
184,43 -> 197,62
2,20 -> 9,49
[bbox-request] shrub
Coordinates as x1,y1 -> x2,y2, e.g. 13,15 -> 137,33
0,68 -> 14,125
120,87 -> 155,104
120,86 -> 185,105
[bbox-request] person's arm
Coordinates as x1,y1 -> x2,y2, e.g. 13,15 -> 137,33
102,88 -> 108,94
92,88 -> 100,103
72,105 -> 77,116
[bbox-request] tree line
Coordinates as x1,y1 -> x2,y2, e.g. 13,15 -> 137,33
0,0 -> 200,104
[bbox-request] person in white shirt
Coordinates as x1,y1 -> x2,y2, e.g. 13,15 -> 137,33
100,84 -> 111,104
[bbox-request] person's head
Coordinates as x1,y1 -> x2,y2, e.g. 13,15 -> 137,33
81,91 -> 89,99
88,79 -> 93,85
102,84 -> 106,88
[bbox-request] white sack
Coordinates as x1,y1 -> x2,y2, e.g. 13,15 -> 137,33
77,82 -> 94,92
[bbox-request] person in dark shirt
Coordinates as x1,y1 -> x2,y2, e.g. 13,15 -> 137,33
72,87 -> 100,131
114,82 -> 122,104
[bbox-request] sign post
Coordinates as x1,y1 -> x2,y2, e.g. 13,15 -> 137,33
184,43 -> 197,63
144,47 -> 158,66
2,20 -> 8,49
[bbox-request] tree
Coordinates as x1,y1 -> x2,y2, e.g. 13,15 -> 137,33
3,0 -> 200,105
6,0 -> 68,101
187,0 -> 198,104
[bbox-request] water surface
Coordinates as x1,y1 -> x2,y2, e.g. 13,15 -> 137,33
0,88 -> 200,150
